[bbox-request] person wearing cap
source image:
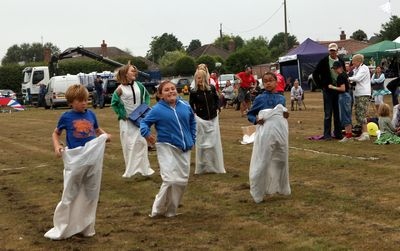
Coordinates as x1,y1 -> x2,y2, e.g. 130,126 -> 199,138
313,43 -> 345,140
349,54 -> 372,141
328,61 -> 353,142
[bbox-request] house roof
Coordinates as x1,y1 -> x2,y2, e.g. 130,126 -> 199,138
318,39 -> 371,56
188,44 -> 231,60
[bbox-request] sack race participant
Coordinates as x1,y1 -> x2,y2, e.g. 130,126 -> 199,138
140,81 -> 196,217
111,62 -> 154,178
189,65 -> 225,174
247,72 -> 291,203
45,84 -> 111,240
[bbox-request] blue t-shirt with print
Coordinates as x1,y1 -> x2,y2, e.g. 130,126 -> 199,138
57,109 -> 98,149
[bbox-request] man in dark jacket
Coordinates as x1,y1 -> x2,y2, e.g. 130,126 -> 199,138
313,43 -> 345,140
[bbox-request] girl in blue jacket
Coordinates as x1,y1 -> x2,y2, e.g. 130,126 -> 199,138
140,81 -> 196,217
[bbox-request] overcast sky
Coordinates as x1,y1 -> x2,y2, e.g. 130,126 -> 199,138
1,0 -> 398,62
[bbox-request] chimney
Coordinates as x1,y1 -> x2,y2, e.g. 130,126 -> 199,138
101,40 -> 108,57
340,30 -> 346,40
43,47 -> 52,64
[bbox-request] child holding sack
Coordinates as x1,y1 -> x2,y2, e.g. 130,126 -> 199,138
247,72 -> 291,203
140,81 -> 196,217
45,84 -> 111,240
111,62 -> 154,178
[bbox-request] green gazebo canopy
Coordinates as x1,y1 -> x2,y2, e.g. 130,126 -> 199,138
355,40 -> 400,64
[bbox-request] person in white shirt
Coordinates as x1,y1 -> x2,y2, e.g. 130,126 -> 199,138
290,79 -> 303,111
219,80 -> 235,108
349,54 -> 371,141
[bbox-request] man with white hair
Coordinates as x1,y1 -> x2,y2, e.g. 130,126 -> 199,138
349,54 -> 372,141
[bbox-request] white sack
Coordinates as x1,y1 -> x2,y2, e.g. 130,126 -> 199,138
249,104 -> 291,203
119,119 -> 154,177
195,115 -> 225,174
44,134 -> 108,240
150,143 -> 190,217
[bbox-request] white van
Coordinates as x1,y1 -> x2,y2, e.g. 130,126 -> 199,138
44,75 -> 80,109
219,74 -> 237,88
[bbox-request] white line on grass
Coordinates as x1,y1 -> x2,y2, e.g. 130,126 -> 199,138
1,163 -> 49,171
289,146 -> 379,160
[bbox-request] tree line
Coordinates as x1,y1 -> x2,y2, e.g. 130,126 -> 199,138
1,15 -> 399,92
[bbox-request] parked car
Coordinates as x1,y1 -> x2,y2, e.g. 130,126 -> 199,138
218,74 -> 237,88
171,77 -> 193,94
0,89 -> 17,99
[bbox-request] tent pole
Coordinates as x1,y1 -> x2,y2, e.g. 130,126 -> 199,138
297,59 -> 301,87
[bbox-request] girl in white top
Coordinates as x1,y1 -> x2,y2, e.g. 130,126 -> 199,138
111,63 -> 154,177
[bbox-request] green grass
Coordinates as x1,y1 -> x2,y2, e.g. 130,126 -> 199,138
1,92 -> 399,250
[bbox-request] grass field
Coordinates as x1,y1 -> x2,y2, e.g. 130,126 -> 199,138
1,92 -> 399,250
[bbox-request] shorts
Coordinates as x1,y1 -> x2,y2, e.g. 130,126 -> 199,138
354,95 -> 370,125
238,87 -> 251,102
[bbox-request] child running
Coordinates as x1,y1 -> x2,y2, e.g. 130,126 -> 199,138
140,81 -> 196,217
45,84 -> 111,240
247,72 -> 291,203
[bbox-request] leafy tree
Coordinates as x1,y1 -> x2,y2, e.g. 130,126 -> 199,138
351,29 -> 367,41
112,56 -> 148,71
225,50 -> 256,73
268,32 -> 298,60
159,51 -> 186,68
196,55 -> 217,73
0,64 -> 24,92
2,42 -> 60,65
158,50 -> 187,76
186,39 -> 202,53
175,56 -> 196,76
241,36 -> 271,64
377,15 -> 400,41
214,35 -> 244,51
146,33 -> 183,63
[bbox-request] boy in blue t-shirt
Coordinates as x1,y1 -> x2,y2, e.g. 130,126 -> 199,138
45,84 -> 111,240
52,84 -> 110,153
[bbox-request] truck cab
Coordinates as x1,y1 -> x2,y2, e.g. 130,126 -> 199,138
21,66 -> 50,105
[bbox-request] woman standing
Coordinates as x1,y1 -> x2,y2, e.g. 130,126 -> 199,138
371,66 -> 391,111
189,67 -> 225,174
111,62 -> 154,178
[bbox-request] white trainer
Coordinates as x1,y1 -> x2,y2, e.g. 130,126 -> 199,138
339,137 -> 352,142
356,134 -> 370,141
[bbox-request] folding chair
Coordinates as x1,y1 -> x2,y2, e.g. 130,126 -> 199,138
293,92 -> 306,111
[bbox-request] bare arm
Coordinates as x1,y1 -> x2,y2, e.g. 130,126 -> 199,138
95,127 -> 111,142
52,128 -> 64,158
328,84 -> 345,92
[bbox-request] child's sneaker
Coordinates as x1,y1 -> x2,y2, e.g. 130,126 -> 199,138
356,133 -> 370,141
339,137 -> 352,142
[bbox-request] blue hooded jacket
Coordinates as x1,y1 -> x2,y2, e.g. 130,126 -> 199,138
140,98 -> 196,152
